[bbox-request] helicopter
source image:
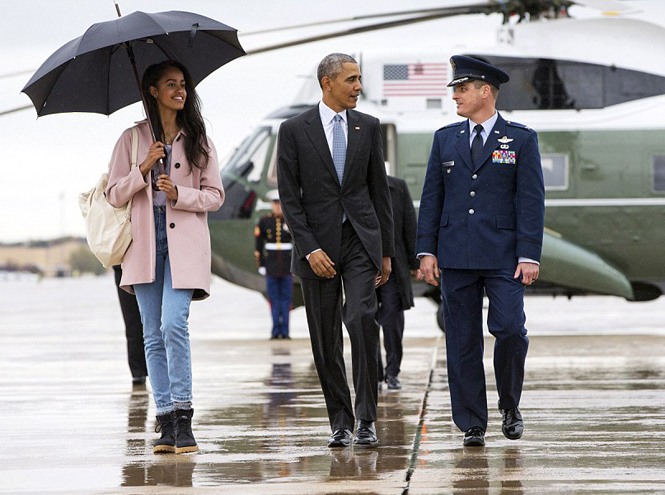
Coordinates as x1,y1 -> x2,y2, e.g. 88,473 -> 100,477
206,0 -> 665,319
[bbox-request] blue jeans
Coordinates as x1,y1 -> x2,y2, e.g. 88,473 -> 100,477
266,276 -> 292,338
134,206 -> 194,415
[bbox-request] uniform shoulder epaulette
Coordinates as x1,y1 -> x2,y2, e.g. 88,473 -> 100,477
439,121 -> 464,131
505,121 -> 533,132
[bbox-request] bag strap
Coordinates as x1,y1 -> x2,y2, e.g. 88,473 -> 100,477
130,127 -> 139,170
123,126 -> 139,218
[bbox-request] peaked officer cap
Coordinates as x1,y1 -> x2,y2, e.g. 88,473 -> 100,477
447,55 -> 510,89
266,189 -> 280,202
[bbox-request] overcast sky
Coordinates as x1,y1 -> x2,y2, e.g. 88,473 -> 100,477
0,0 -> 662,243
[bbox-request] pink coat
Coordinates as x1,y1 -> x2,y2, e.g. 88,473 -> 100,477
106,120 -> 224,300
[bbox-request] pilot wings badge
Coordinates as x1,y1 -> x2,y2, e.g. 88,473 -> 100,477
497,136 -> 514,144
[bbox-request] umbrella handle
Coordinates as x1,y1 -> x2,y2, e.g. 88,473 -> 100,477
115,2 -> 166,174
126,45 -> 166,175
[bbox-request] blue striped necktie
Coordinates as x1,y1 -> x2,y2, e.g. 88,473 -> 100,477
332,114 -> 346,184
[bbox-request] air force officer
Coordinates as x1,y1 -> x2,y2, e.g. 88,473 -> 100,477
416,55 -> 545,447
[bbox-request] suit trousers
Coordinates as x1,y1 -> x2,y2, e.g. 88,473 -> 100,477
376,272 -> 405,381
113,265 -> 148,380
300,221 -> 380,432
440,268 -> 528,432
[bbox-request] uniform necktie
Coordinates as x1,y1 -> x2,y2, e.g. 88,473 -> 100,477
332,114 -> 346,185
471,123 -> 484,166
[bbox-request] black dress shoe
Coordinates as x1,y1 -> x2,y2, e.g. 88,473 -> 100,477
386,376 -> 402,390
463,426 -> 486,447
328,428 -> 352,448
132,376 -> 146,386
354,420 -> 378,448
501,407 -> 523,440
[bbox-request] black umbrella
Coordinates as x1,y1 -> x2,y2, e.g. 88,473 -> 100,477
22,9 -> 244,115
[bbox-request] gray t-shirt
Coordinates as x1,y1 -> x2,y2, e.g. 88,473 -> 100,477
152,144 -> 172,207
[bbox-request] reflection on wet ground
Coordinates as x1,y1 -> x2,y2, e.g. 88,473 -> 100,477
408,335 -> 665,495
2,277 -> 665,494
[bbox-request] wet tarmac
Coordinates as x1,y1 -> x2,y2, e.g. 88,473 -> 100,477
2,276 -> 665,494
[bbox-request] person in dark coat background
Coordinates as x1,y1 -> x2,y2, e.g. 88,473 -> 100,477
255,190 -> 293,340
113,265 -> 148,386
377,175 -> 419,390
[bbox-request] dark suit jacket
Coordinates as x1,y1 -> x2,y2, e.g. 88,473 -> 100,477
277,105 -> 394,279
386,176 -> 419,310
416,113 -> 545,269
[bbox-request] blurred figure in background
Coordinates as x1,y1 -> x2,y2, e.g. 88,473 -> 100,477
255,190 -> 293,340
113,265 -> 148,386
377,174 -> 419,390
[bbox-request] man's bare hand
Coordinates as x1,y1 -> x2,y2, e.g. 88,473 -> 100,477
375,256 -> 392,287
308,250 -> 336,278
418,255 -> 440,287
514,262 -> 539,285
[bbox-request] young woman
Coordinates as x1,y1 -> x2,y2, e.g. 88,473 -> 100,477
106,60 -> 224,454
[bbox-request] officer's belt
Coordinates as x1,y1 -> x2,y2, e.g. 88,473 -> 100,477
265,243 -> 293,250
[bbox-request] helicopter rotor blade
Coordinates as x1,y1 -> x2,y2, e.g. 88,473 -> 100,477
246,6 -> 490,55
0,69 -> 37,80
0,105 -> 33,117
570,0 -> 641,15
242,2 -> 490,36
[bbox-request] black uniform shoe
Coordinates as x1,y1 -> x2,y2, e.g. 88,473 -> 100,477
132,376 -> 147,386
463,427 -> 486,447
327,428 -> 353,448
386,376 -> 402,390
501,407 -> 524,440
174,409 -> 199,454
354,420 -> 379,448
153,412 -> 176,454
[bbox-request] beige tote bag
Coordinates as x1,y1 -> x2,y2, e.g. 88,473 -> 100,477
78,127 -> 138,268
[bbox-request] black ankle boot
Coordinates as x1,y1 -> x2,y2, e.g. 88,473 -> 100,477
174,409 -> 199,454
153,412 -> 176,454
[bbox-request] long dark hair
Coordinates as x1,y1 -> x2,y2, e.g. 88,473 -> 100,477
141,60 -> 210,171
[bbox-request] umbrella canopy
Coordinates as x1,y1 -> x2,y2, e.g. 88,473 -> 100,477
22,10 -> 245,117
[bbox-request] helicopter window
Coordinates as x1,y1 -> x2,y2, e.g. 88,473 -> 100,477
221,127 -> 272,183
652,156 -> 665,193
266,138 -> 279,188
541,154 -> 568,191
475,55 -> 665,110
381,124 -> 398,176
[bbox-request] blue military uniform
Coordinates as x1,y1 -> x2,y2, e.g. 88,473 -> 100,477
416,56 -> 545,434
255,209 -> 293,339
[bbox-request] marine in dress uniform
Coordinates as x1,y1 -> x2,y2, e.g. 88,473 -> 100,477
255,191 -> 293,339
416,55 -> 545,447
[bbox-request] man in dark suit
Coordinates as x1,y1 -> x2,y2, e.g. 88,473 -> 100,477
277,53 -> 394,448
416,56 -> 545,447
377,175 -> 419,391
113,265 -> 147,386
